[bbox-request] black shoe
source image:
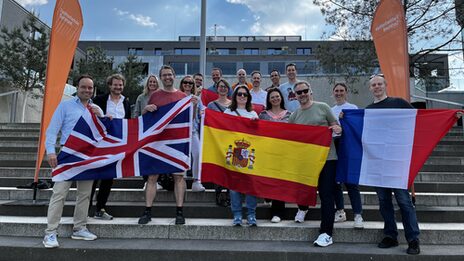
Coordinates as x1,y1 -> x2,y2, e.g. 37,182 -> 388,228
407,239 -> 420,255
175,213 -> 185,225
378,237 -> 399,248
138,211 -> 151,225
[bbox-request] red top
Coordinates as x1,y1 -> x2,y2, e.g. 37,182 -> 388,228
148,89 -> 187,107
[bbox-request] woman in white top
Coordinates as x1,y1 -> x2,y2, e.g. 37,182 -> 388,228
331,82 -> 364,229
179,75 -> 206,192
224,85 -> 258,226
224,85 -> 258,119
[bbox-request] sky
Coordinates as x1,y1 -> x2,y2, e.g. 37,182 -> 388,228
19,0 -> 327,41
16,0 -> 464,90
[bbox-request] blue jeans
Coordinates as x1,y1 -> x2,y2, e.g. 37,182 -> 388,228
335,182 -> 362,215
230,190 -> 257,218
375,187 -> 420,242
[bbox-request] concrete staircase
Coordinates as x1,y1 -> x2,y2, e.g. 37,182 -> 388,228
0,123 -> 463,260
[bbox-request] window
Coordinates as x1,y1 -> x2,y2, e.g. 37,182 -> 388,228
267,62 -> 285,74
154,48 -> 162,55
296,48 -> 311,55
243,48 -> 259,55
295,61 -> 320,75
243,62 -> 260,73
174,48 -> 200,55
169,62 -> 199,76
267,48 -> 283,55
212,62 -> 237,75
128,48 -> 143,56
215,48 -> 237,55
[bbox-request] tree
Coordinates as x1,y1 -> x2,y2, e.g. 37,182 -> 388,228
0,14 -> 48,122
71,46 -> 116,94
117,54 -> 145,105
312,0 -> 461,84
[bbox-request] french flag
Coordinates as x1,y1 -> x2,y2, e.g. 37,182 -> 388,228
336,109 -> 461,189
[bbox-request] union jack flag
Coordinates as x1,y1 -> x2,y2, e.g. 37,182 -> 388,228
52,96 -> 192,181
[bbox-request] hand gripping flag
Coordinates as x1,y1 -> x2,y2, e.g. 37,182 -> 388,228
336,109 -> 461,189
52,96 -> 192,181
200,109 -> 332,206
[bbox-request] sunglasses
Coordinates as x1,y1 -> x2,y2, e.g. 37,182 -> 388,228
295,89 -> 310,95
182,81 -> 194,85
369,73 -> 384,79
237,92 -> 249,97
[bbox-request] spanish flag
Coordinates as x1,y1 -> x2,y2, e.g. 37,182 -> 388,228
199,109 -> 332,206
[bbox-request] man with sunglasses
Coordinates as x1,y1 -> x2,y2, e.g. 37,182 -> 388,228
366,74 -> 420,255
279,63 -> 300,112
289,81 -> 341,247
138,65 -> 188,225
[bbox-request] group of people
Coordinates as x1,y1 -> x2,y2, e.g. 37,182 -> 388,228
42,64 -> 421,255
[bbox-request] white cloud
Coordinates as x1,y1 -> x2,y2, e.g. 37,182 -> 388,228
113,8 -> 156,28
129,14 -> 157,27
16,0 -> 47,6
226,0 -> 325,39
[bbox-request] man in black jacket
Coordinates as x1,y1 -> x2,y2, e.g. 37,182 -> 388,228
90,74 -> 131,220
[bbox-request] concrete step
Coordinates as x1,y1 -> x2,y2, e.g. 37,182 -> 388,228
1,216 -> 463,246
1,188 -> 463,207
417,172 -> 464,182
1,153 -> 462,167
3,236 -> 463,261
2,167 -> 462,183
2,177 -> 464,193
1,200 -> 463,223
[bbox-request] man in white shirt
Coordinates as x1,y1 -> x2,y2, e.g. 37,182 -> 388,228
249,71 -> 267,107
90,74 -> 131,220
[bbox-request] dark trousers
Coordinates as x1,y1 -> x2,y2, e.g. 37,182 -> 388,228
297,160 -> 337,236
271,200 -> 285,218
90,179 -> 113,211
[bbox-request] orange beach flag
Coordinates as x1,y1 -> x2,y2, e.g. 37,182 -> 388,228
371,0 -> 409,100
199,109 -> 332,206
34,0 -> 83,182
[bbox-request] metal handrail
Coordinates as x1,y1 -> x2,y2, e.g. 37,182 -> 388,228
411,94 -> 464,107
411,94 -> 463,135
0,90 -> 19,97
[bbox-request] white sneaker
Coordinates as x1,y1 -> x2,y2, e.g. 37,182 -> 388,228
191,181 -> 206,192
353,214 -> 364,229
334,209 -> 346,222
43,233 -> 59,248
271,216 -> 281,223
71,228 -> 97,241
294,209 -> 308,223
156,183 -> 163,190
313,233 -> 333,247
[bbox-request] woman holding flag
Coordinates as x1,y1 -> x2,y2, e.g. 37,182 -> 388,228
258,88 -> 291,223
179,75 -> 206,192
224,85 -> 259,226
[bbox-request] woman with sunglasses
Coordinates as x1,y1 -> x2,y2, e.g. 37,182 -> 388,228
179,75 -> 206,192
258,88 -> 291,223
224,85 -> 258,226
331,83 -> 364,229
207,78 -> 231,112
